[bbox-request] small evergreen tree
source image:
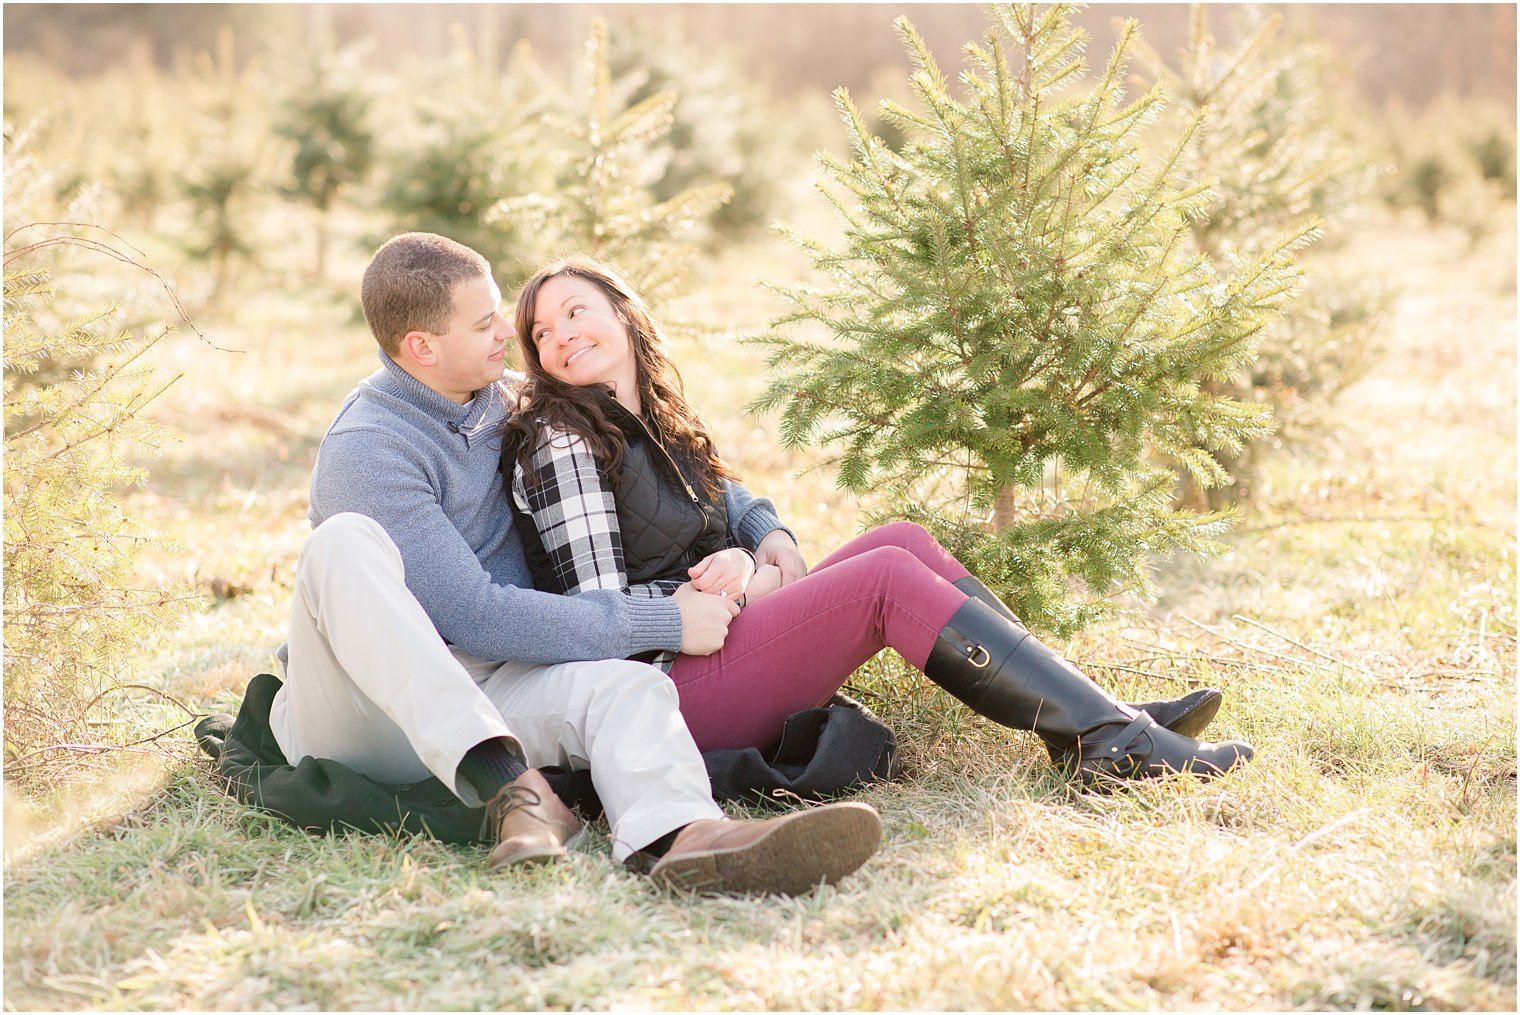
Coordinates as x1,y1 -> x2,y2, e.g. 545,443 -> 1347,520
112,65 -> 179,231
606,20 -> 795,241
3,230 -> 194,786
375,37 -> 550,271
4,124 -> 199,786
1378,95 -> 1517,246
487,19 -> 732,302
274,42 -> 376,281
752,4 -> 1314,635
1133,5 -> 1385,506
182,26 -> 276,300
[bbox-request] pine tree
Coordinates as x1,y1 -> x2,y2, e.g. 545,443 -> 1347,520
376,37 -> 550,269
3,123 -> 199,785
486,19 -> 732,302
1133,5 -> 1385,507
274,41 -> 376,281
182,26 -> 277,300
605,20 -> 795,241
3,237 -> 193,786
751,4 -> 1315,635
112,64 -> 179,231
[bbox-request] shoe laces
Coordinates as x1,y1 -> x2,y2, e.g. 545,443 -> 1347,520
483,783 -> 543,842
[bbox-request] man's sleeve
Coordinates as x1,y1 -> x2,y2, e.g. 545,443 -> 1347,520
310,427 -> 682,663
723,478 -> 794,551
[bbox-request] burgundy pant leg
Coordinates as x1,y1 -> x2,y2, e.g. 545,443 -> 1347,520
810,521 -> 974,586
668,542 -> 969,752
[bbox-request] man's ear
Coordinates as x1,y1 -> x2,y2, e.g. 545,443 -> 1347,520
398,329 -> 438,367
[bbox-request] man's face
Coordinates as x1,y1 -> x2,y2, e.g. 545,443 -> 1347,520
424,274 -> 513,403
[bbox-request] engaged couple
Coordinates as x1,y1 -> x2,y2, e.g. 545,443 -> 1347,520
256,231 -> 1254,896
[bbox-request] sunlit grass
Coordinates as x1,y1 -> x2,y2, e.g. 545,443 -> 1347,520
4,206 -> 1515,1011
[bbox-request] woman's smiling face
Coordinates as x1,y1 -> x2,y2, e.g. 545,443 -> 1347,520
528,273 -> 638,408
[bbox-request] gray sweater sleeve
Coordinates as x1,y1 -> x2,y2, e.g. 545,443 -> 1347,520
310,428 -> 683,664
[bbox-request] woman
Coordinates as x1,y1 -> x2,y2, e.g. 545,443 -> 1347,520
501,255 -> 1253,785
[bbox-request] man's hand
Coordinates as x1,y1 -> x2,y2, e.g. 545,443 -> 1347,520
755,529 -> 808,586
673,582 -> 740,656
742,564 -> 783,607
688,548 -> 757,598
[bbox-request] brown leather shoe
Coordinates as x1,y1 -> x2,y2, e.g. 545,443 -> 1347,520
649,802 -> 883,896
484,769 -> 583,870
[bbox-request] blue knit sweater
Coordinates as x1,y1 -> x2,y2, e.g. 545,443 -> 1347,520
306,351 -> 787,664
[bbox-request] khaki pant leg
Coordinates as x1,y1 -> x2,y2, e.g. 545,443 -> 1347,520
461,654 -> 724,861
274,513 -> 724,856
271,512 -> 517,802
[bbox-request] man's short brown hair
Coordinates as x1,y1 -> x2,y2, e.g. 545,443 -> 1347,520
360,233 -> 491,355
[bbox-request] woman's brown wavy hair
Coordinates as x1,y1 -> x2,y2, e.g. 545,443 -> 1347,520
502,254 -> 739,500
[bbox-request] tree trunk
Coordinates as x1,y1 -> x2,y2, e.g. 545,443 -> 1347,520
991,485 -> 1018,534
315,217 -> 329,282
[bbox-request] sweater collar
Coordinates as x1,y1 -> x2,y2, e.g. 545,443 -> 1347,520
371,349 -> 503,432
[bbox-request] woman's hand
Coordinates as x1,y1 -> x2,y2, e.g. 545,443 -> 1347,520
687,547 -> 757,599
755,529 -> 808,586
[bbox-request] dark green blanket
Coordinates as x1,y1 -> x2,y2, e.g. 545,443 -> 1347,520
196,673 -> 898,844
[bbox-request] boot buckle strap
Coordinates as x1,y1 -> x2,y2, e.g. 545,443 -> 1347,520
943,629 -> 992,668
1076,711 -> 1157,763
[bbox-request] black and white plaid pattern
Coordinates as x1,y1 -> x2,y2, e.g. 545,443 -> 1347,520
511,427 -> 682,670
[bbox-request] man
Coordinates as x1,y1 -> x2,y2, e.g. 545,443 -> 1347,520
270,232 -> 882,894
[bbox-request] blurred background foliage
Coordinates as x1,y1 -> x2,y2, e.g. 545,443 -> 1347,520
3,3 -> 1512,304
6,3 -> 1516,111
1132,5 -> 1393,509
1,2 -> 1515,779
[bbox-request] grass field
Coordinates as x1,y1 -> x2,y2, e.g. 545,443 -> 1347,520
3,207 -> 1515,1010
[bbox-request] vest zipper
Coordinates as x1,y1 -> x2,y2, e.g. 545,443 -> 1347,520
630,412 -> 710,543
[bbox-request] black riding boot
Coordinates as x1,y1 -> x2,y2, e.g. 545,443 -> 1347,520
925,599 -> 1254,784
951,577 -> 1223,738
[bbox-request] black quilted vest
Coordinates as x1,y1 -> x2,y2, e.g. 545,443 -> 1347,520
511,397 -> 730,594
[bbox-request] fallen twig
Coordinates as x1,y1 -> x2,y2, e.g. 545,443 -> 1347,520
4,222 -> 238,353
1230,614 -> 1379,678
4,718 -> 202,773
85,683 -> 199,718
1242,807 -> 1375,894
1181,615 -> 1379,680
1237,512 -> 1516,539
1088,655 -> 1289,682
122,716 -> 201,748
1114,636 -> 1297,675
3,741 -> 194,774
1085,661 -> 1179,682
1182,615 -> 1316,669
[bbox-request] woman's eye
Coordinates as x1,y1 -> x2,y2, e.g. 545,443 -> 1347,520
569,306 -> 584,318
